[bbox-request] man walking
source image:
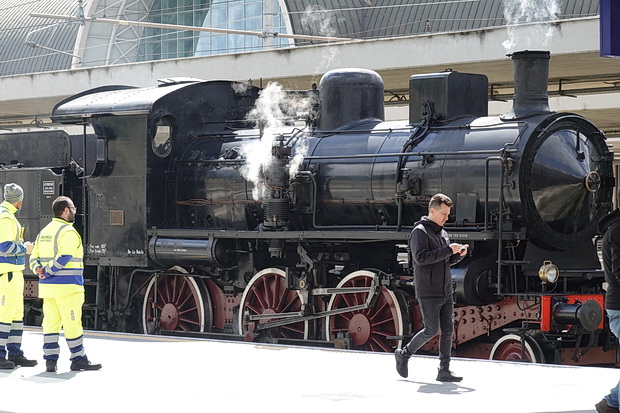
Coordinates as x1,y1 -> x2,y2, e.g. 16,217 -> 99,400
394,193 -> 467,382
595,208 -> 620,412
30,196 -> 101,372
0,183 -> 38,369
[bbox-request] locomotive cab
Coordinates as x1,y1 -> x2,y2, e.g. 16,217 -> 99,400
52,79 -> 260,267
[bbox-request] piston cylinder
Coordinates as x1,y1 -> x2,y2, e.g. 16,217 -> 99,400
148,237 -> 239,268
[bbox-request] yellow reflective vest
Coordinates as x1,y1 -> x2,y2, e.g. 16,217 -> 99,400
30,218 -> 84,298
0,200 -> 26,274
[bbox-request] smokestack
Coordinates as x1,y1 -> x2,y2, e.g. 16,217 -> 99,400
503,50 -> 551,119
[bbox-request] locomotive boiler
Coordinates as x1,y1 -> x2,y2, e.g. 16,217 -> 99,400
0,50 -> 615,365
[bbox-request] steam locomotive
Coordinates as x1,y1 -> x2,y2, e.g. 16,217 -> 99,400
0,50 -> 616,365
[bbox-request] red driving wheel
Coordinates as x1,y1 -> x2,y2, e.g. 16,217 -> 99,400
325,270 -> 404,352
238,268 -> 309,341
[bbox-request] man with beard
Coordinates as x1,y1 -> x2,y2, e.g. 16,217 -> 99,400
394,193 -> 467,382
30,196 -> 101,373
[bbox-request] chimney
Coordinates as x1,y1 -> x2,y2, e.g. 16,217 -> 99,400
503,50 -> 551,120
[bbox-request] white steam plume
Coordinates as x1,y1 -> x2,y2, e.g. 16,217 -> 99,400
231,82 -> 251,94
236,4 -> 342,201
301,5 -> 340,79
502,0 -> 560,52
239,82 -> 311,201
288,136 -> 308,178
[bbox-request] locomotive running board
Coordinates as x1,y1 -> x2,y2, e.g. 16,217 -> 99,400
148,229 -> 526,242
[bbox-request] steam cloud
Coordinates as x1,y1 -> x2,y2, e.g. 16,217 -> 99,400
502,0 -> 560,52
301,5 -> 341,79
239,83 -> 311,201
237,5 -> 342,201
231,82 -> 251,94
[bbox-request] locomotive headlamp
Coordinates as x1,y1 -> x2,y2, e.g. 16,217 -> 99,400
539,260 -> 559,284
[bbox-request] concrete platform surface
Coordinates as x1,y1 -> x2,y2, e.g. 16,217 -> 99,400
0,329 -> 618,413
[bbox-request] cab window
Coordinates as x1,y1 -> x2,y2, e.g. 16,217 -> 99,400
151,117 -> 174,157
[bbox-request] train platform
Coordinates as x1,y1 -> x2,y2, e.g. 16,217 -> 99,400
0,329 -> 618,413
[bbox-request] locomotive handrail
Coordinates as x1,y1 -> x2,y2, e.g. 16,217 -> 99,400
303,149 -> 512,160
0,165 -> 63,171
312,122 -> 526,135
485,155 -> 506,298
484,156 -> 505,232
175,149 -> 516,164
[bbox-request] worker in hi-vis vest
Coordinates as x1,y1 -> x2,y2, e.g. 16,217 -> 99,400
0,183 -> 38,369
30,196 -> 101,373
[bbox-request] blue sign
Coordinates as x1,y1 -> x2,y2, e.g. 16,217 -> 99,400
601,0 -> 620,57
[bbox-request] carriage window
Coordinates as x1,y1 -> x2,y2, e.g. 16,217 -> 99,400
152,117 -> 173,157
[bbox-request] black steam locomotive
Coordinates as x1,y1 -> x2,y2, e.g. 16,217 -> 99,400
0,50 -> 615,365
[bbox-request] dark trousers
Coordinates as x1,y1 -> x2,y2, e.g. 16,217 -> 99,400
402,295 -> 454,367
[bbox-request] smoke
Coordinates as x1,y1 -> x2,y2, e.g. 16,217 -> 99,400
301,4 -> 338,39
231,82 -> 251,94
239,82 -> 284,200
300,5 -> 340,79
239,82 -> 311,200
288,136 -> 308,178
502,0 -> 560,52
235,5 -> 343,201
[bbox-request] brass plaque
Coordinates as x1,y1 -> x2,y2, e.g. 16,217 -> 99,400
109,210 -> 125,226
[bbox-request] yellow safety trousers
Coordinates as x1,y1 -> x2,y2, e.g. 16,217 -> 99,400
0,271 -> 23,325
41,291 -> 84,340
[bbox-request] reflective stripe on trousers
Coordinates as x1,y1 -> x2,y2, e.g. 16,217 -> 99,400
0,321 -> 9,358
0,270 -> 24,358
43,333 -> 60,360
43,334 -> 85,361
41,292 -> 86,361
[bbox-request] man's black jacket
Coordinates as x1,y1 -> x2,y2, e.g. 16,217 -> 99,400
409,216 -> 463,299
598,209 -> 620,310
